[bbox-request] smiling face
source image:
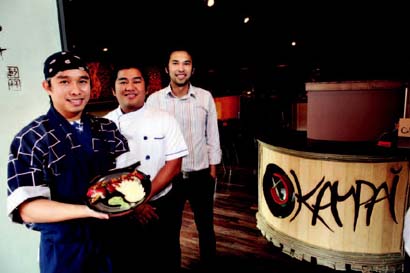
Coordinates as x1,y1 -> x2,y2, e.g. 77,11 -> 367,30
112,67 -> 146,113
167,50 -> 194,88
42,69 -> 91,121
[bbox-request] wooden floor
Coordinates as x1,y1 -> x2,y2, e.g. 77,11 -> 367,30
179,164 -> 358,273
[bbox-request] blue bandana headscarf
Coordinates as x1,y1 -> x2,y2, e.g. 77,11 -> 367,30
43,51 -> 89,80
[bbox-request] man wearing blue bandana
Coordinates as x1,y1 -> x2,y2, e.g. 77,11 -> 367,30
6,51 -> 129,273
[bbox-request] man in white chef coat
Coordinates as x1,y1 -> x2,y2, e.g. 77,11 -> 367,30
104,62 -> 188,273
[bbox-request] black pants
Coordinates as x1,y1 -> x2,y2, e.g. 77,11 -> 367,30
172,168 -> 217,267
102,187 -> 181,273
405,253 -> 410,273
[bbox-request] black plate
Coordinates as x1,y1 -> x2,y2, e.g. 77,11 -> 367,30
86,162 -> 151,215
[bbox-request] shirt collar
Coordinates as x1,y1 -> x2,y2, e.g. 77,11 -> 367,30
165,84 -> 196,99
115,104 -> 146,118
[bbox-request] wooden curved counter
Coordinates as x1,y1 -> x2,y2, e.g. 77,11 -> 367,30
257,135 -> 409,273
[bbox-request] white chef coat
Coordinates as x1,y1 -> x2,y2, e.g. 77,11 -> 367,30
105,104 -> 188,200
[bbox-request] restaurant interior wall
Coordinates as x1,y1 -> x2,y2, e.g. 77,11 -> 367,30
0,1 -> 61,272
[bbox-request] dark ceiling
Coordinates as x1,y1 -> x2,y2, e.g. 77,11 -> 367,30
60,0 -> 410,94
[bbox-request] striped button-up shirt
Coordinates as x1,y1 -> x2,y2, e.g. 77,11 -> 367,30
146,84 -> 221,172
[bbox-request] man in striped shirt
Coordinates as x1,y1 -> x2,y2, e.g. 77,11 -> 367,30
146,47 -> 222,271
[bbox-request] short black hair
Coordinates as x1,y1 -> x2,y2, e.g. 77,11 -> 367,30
110,61 -> 148,89
164,44 -> 197,66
